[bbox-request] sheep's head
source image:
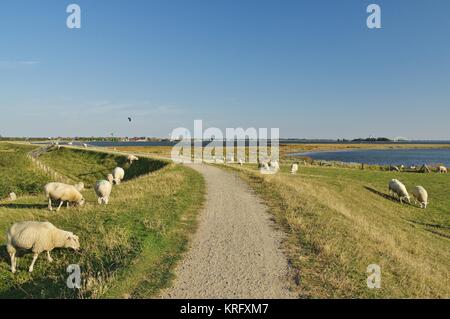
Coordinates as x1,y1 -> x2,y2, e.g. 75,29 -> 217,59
65,233 -> 80,251
76,197 -> 86,207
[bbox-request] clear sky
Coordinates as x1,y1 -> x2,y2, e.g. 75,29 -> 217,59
1,0 -> 449,139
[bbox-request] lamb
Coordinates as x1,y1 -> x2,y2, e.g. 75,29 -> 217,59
6,221 -> 80,273
438,166 -> 448,173
8,192 -> 17,201
388,179 -> 411,204
112,167 -> 125,184
291,163 -> 299,174
44,182 -> 85,211
94,174 -> 114,205
127,154 -> 139,164
411,186 -> 428,209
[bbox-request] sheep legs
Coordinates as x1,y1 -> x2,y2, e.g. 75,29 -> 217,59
9,251 -> 16,273
56,200 -> 64,212
29,253 -> 39,273
48,198 -> 53,211
47,251 -> 53,263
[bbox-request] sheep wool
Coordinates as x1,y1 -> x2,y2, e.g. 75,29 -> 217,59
112,167 -> 125,184
388,179 -> 411,204
95,174 -> 114,205
44,182 -> 85,211
412,186 -> 428,209
6,221 -> 80,273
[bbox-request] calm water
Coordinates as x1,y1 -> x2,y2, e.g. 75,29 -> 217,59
291,149 -> 450,166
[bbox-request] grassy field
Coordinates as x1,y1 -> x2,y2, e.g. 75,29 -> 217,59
224,163 -> 450,298
92,145 -> 450,298
39,147 -> 166,186
0,144 -> 204,298
0,143 -> 51,198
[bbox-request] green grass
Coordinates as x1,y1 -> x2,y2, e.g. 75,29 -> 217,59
39,147 -> 166,186
0,145 -> 204,298
225,163 -> 450,298
0,143 -> 51,197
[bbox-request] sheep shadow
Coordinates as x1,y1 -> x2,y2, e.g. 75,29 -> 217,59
0,203 -> 48,210
364,186 -> 413,206
364,186 -> 396,202
402,218 -> 450,230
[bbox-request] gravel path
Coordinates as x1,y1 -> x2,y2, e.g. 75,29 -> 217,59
161,164 -> 294,299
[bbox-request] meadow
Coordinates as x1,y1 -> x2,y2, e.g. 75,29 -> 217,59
106,144 -> 450,298
0,143 -> 51,197
225,163 -> 450,298
0,143 -> 204,298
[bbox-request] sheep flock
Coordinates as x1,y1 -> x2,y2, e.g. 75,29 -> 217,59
3,149 -> 139,273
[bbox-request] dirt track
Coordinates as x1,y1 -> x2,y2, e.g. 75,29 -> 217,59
161,164 -> 294,299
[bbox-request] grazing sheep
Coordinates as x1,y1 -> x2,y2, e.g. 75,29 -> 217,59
411,186 -> 428,209
390,165 -> 400,172
112,167 -> 125,184
388,179 -> 411,204
94,174 -> 114,205
44,182 -> 85,211
6,221 -> 80,273
438,166 -> 448,173
8,192 -> 17,201
127,154 -> 139,164
291,163 -> 299,174
238,158 -> 244,166
83,143 -> 88,148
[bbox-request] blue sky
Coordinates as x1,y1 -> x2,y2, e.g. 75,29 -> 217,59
1,0 -> 449,139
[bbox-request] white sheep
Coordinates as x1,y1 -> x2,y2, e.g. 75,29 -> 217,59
238,158 -> 244,166
438,166 -> 448,173
112,167 -> 125,184
388,179 -> 411,204
6,221 -> 80,273
8,192 -> 17,201
411,186 -> 428,209
291,163 -> 299,174
127,154 -> 139,164
44,182 -> 85,211
83,143 -> 88,148
95,174 -> 114,205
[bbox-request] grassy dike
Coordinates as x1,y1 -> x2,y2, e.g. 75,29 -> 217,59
223,163 -> 450,298
0,144 -> 205,298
